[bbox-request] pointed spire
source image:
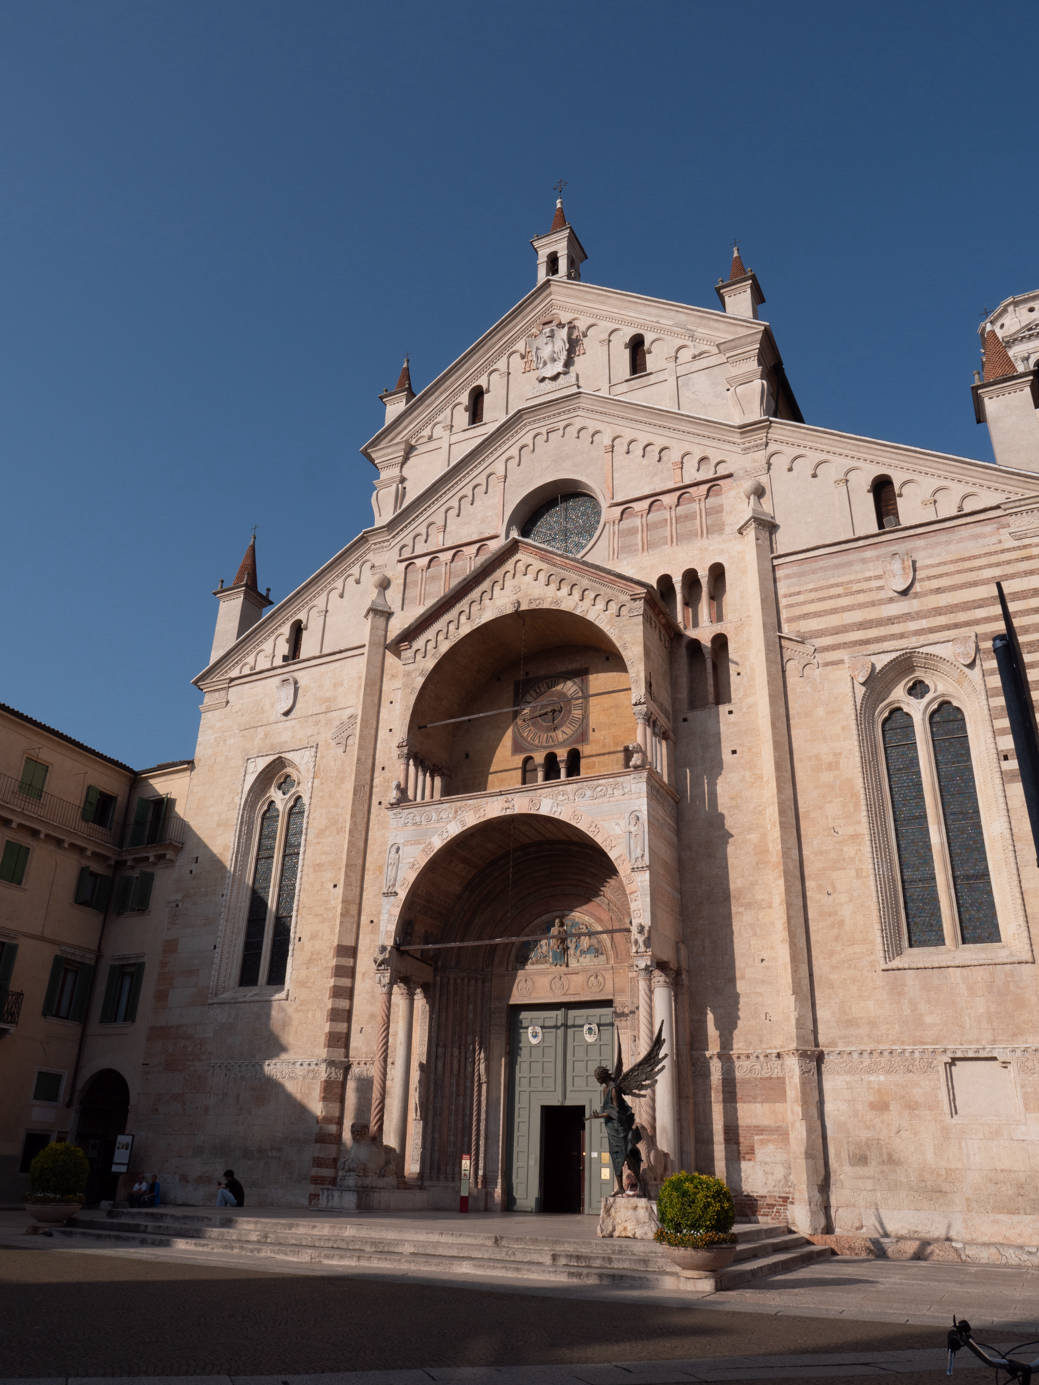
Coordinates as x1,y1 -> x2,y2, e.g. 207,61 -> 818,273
550,198 -> 567,232
982,328 -> 1018,382
232,535 -> 259,592
394,356 -> 413,393
728,243 -> 748,280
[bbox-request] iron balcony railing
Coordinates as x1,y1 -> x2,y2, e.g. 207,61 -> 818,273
0,989 -> 24,1028
0,774 -> 186,850
0,773 -> 117,842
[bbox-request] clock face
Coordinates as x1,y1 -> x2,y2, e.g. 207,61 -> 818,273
513,672 -> 587,751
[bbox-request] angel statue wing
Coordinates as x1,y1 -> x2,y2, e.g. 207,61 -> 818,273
617,1022 -> 666,1098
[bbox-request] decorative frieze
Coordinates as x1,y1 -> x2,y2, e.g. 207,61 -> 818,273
209,1058 -> 348,1082
692,1047 -> 1039,1078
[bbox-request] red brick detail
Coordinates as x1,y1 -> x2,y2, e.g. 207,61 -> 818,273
982,329 -> 1017,382
550,200 -> 567,232
729,245 -> 748,280
735,1192 -> 791,1223
232,536 -> 259,591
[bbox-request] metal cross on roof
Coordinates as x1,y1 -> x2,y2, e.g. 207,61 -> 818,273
553,178 -> 567,198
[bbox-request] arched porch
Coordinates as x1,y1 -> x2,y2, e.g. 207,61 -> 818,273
368,813 -> 679,1212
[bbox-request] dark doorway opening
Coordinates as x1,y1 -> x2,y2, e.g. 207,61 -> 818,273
76,1068 -> 130,1205
540,1104 -> 584,1213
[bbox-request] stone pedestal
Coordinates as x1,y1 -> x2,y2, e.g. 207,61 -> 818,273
597,1193 -> 658,1239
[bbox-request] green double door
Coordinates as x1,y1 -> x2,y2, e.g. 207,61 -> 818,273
507,1004 -> 614,1214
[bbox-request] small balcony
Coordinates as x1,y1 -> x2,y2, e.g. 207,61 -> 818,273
0,774 -> 186,857
0,772 -> 116,844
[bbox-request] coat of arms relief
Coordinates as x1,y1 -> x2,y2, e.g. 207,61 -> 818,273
523,319 -> 584,381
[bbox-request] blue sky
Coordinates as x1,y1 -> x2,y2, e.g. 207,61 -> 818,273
3,0 -> 1037,767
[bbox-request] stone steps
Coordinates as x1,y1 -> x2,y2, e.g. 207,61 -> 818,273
56,1210 -> 832,1295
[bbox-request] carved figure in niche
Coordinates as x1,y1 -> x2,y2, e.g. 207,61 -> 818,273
626,742 -> 647,770
384,843 -> 400,892
548,917 -> 568,966
388,780 -> 405,807
520,915 -> 605,968
590,1023 -> 666,1194
627,810 -> 646,867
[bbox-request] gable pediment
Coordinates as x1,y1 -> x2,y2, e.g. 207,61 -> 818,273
388,536 -> 666,668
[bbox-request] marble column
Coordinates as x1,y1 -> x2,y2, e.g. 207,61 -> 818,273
369,971 -> 393,1141
385,981 -> 416,1161
652,969 -> 678,1168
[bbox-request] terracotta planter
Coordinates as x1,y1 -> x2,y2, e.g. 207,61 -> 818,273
667,1242 -> 738,1275
25,1201 -> 83,1225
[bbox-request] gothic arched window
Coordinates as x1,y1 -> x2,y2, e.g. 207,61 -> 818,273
238,789 -> 305,988
880,693 -> 998,951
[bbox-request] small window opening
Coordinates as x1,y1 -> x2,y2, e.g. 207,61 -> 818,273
286,621 -> 303,662
628,334 -> 647,376
546,252 -> 559,277
681,570 -> 702,629
707,564 -> 726,622
656,574 -> 678,623
467,385 -> 484,426
521,756 -> 537,785
873,477 -> 900,530
544,752 -> 561,782
565,748 -> 581,778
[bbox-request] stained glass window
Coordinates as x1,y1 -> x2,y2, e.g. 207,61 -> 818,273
240,803 -> 279,986
882,709 -> 943,947
521,493 -> 601,555
267,797 -> 304,985
239,792 -> 305,988
930,703 -> 999,944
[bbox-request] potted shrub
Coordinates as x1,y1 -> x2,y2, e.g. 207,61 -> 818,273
654,1170 -> 738,1274
25,1141 -> 89,1224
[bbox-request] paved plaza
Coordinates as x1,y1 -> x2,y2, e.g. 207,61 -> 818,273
1,1209 -> 1037,1385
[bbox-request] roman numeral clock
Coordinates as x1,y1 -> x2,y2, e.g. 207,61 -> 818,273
512,671 -> 588,752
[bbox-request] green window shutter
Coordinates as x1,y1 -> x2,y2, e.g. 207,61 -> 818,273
19,758 -> 48,799
126,962 -> 145,1022
75,866 -> 94,906
82,785 -> 100,823
0,941 -> 17,993
1,841 -> 29,885
94,873 -> 112,913
99,965 -> 121,1023
70,964 -> 94,1023
132,871 -> 154,912
113,874 -> 134,915
129,799 -> 152,847
42,956 -> 64,1016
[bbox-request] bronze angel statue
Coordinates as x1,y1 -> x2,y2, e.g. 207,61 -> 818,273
590,1023 -> 666,1194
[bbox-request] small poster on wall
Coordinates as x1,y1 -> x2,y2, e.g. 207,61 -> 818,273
111,1133 -> 134,1173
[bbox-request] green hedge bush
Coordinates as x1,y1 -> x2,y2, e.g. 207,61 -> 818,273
28,1141 -> 89,1202
654,1170 -> 736,1249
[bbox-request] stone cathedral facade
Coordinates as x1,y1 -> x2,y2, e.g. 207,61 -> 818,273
121,205 -> 1039,1255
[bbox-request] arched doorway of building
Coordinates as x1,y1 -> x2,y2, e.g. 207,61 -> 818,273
388,815 -> 640,1215
76,1068 -> 129,1204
